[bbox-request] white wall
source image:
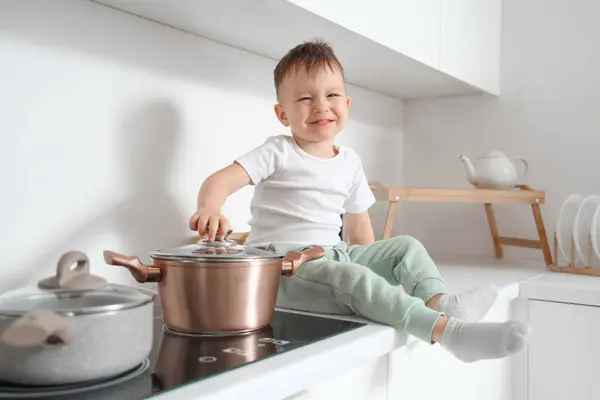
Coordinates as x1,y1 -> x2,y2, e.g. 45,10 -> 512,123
400,0 -> 600,261
0,0 -> 403,293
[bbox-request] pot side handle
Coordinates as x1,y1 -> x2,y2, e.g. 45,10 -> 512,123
103,250 -> 162,283
1,310 -> 74,349
281,245 -> 325,276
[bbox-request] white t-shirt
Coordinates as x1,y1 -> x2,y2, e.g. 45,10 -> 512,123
235,135 -> 375,248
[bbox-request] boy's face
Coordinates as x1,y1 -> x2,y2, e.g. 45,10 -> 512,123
274,65 -> 350,144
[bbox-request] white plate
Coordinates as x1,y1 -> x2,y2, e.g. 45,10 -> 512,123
591,205 -> 600,267
573,194 -> 600,266
556,194 -> 584,264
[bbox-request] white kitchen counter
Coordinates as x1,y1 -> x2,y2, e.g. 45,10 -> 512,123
151,255 -> 567,400
520,269 -> 600,306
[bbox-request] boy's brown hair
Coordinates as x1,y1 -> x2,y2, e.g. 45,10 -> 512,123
273,38 -> 344,98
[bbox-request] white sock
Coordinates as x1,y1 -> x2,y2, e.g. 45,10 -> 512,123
439,317 -> 530,363
435,285 -> 499,322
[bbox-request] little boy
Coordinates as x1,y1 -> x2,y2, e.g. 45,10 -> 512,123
189,39 -> 530,363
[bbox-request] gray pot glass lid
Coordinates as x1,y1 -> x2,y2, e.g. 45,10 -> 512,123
0,285 -> 153,317
0,250 -> 153,316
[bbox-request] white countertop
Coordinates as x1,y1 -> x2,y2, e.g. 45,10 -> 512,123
152,254 -> 597,400
520,268 -> 600,306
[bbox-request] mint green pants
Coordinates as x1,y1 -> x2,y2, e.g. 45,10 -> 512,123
268,236 -> 445,342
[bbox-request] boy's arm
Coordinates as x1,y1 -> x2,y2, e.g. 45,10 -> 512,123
343,211 -> 375,245
189,162 -> 251,240
191,135 -> 283,240
196,162 -> 251,210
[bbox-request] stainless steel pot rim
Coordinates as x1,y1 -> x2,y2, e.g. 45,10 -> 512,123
149,255 -> 283,263
0,285 -> 154,318
0,295 -> 154,318
149,243 -> 283,262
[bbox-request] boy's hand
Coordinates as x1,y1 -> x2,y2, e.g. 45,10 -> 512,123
189,208 -> 231,242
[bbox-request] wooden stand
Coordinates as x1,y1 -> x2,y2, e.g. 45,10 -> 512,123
369,182 -> 553,266
548,231 -> 600,276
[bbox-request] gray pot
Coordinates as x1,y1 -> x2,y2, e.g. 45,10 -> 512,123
0,251 -> 154,386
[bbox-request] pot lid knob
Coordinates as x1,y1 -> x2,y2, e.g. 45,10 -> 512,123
38,251 -> 108,290
197,229 -> 237,248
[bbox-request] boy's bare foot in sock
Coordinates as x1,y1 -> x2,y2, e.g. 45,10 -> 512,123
432,315 -> 530,363
429,285 -> 499,322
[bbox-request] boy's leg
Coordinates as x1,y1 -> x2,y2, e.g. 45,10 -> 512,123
275,248 -> 529,363
347,236 -> 498,322
271,242 -> 440,342
284,256 -> 443,343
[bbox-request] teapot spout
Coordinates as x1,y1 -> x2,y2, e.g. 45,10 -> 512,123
459,155 -> 478,186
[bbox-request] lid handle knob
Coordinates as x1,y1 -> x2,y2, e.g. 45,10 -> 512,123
197,229 -> 237,247
38,251 -> 107,290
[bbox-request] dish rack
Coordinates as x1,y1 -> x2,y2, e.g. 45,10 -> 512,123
368,182 -> 600,276
549,231 -> 600,276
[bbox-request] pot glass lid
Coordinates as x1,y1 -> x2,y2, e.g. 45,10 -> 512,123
0,285 -> 153,317
150,239 -> 282,262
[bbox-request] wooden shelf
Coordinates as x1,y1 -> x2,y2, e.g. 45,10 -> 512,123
369,182 -> 552,266
369,182 -> 545,205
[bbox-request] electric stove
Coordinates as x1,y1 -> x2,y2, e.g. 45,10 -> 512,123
0,302 -> 366,399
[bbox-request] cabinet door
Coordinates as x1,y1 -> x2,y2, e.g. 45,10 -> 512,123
288,0 -> 441,68
440,0 -> 501,93
388,297 -> 522,400
283,356 -> 386,400
529,300 -> 600,400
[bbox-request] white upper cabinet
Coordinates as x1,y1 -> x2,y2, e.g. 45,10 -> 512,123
93,0 -> 501,99
440,0 -> 501,95
290,0 -> 442,70
294,0 -> 501,95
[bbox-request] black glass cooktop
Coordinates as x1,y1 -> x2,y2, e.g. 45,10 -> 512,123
0,302 -> 366,399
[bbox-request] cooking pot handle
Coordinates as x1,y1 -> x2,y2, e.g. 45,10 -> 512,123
38,250 -> 108,290
1,310 -> 74,349
103,250 -> 162,283
281,245 -> 325,276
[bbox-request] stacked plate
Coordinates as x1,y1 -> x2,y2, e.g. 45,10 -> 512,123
556,194 -> 600,267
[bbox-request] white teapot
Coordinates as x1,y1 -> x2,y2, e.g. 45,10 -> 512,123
459,149 -> 529,190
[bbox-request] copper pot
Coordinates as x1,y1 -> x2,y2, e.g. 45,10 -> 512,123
151,325 -> 278,391
103,239 -> 324,335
